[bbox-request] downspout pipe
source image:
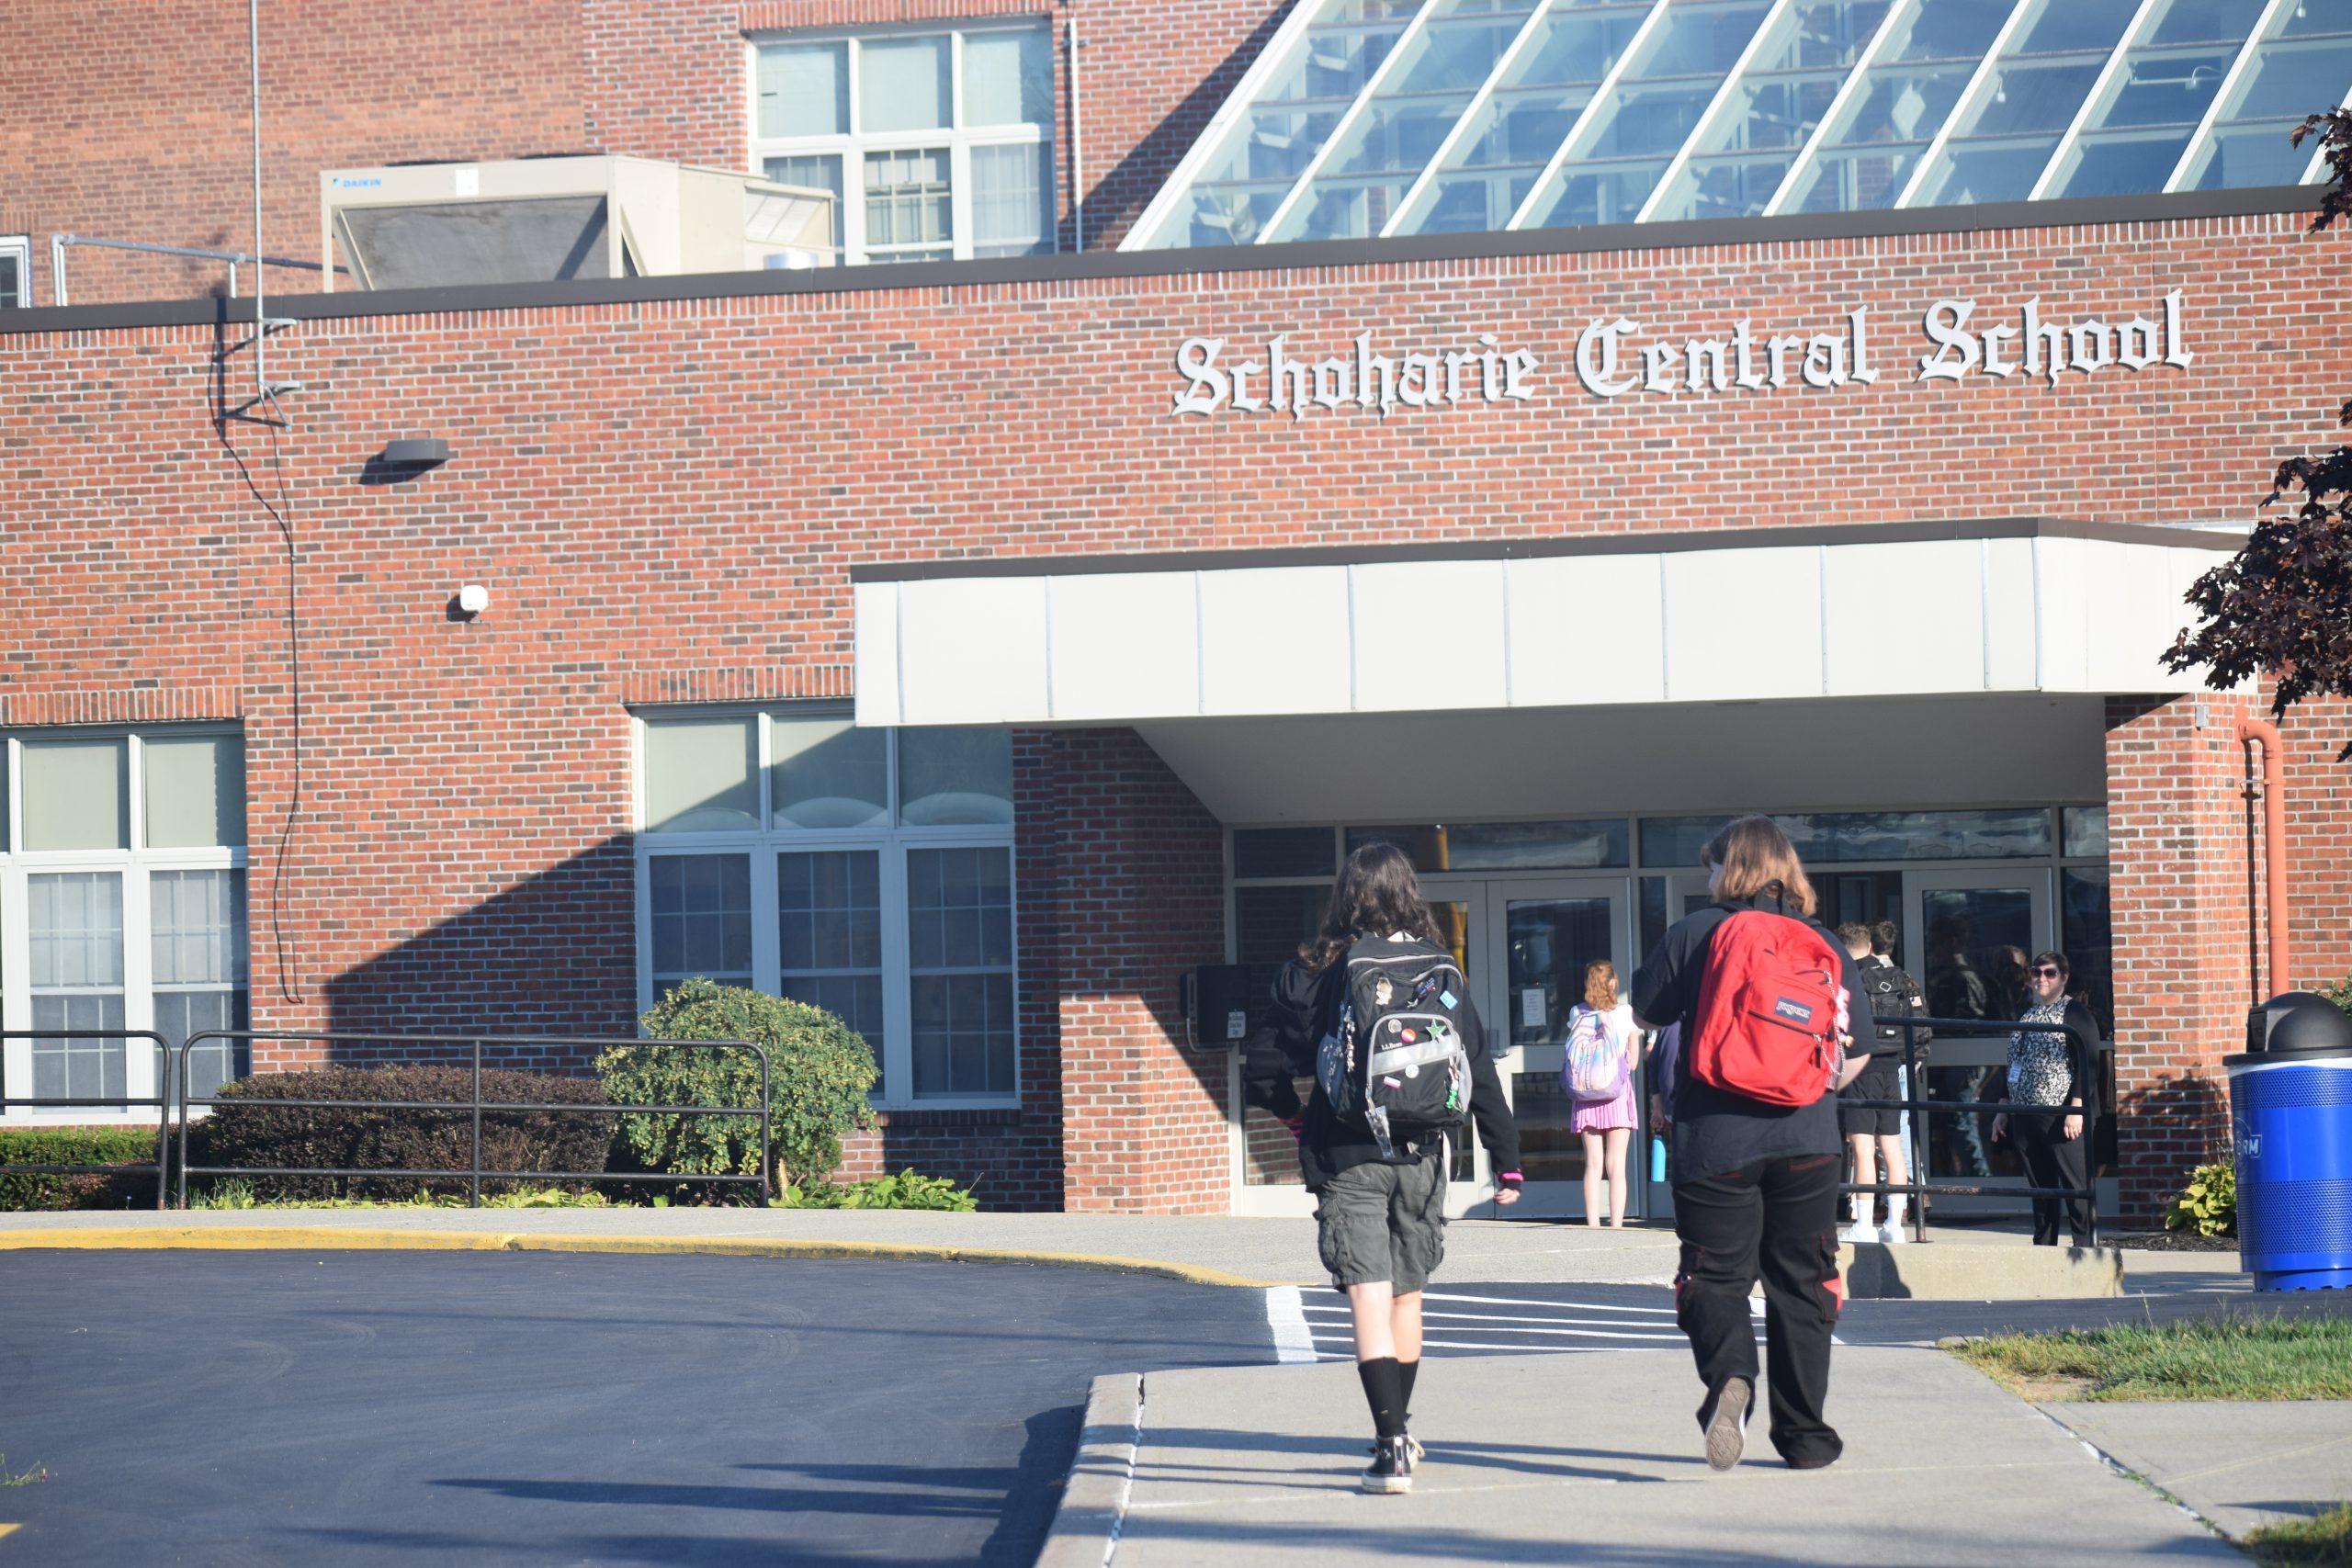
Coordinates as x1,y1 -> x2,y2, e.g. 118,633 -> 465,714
2236,716 -> 2292,999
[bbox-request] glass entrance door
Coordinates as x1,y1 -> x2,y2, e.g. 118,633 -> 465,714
1449,878 -> 1631,1220
1906,868 -> 2052,1207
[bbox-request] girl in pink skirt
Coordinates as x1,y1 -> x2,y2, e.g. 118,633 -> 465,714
1568,959 -> 1642,1227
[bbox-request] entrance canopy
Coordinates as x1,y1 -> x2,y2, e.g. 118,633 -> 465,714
852,519 -> 2237,732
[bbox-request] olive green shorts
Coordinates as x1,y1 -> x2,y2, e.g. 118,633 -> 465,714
1315,1153 -> 1448,1295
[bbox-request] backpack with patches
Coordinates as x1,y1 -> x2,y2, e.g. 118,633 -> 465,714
1687,909 -> 1850,1107
1315,936 -> 1472,1159
1563,1005 -> 1631,1102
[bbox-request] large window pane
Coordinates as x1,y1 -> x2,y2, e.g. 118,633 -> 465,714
898,728 -> 1012,826
648,853 -> 752,988
144,734 -> 246,849
760,41 -> 849,138
643,717 -> 758,833
1905,0 -> 2140,206
965,28 -> 1053,127
22,739 -> 127,851
971,142 -> 1053,257
863,147 -> 954,261
772,717 -> 887,829
152,868 -> 250,1102
2063,866 -> 2114,1039
765,153 -> 846,252
862,35 -> 951,132
779,848 -> 886,1092
1232,827 -> 1337,880
908,846 -> 1014,1097
29,871 -> 127,1104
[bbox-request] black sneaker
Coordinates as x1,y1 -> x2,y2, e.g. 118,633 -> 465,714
1360,1435 -> 1415,1495
1696,1377 -> 1752,1472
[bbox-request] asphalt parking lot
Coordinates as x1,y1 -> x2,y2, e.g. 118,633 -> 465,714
0,1251 -> 1273,1568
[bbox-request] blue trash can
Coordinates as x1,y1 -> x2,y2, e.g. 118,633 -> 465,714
2227,992 -> 2352,1292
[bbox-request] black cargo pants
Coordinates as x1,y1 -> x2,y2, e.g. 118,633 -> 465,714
1673,1152 -> 1845,1467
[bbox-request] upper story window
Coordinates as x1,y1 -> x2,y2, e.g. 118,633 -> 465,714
0,237 -> 30,309
1126,0 -> 2352,249
752,24 -> 1057,265
0,728 -> 251,1122
635,708 -> 1018,1110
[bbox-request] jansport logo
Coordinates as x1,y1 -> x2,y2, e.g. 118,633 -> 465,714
1773,997 -> 1815,1025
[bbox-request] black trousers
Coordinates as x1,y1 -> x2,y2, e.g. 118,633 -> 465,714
1673,1153 -> 1844,1466
2012,1111 -> 2093,1246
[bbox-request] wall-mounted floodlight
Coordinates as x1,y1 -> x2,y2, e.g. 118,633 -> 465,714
380,438 -> 449,468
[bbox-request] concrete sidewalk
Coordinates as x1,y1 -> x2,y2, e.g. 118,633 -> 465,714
0,1206 -> 2239,1293
2043,1399 -> 2352,1540
1042,1347 -> 2247,1567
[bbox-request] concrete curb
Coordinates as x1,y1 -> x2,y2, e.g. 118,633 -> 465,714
0,1226 -> 1280,1289
1035,1371 -> 1143,1568
1842,1240 -> 2126,1299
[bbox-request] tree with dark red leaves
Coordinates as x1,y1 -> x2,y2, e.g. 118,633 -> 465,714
2165,108 -> 2352,761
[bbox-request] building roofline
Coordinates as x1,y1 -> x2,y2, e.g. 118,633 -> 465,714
847,518 -> 2248,583
0,184 -> 2323,336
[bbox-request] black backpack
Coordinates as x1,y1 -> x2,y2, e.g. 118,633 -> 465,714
1315,937 -> 1472,1159
1864,962 -> 1931,1057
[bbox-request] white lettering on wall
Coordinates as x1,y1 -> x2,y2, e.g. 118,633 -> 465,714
1172,293 -> 2188,415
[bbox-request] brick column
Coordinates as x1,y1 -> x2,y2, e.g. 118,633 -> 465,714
2106,694 -> 2259,1224
1020,728 -> 1229,1213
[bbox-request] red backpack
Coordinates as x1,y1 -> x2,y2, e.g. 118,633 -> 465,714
1687,909 -> 1849,1107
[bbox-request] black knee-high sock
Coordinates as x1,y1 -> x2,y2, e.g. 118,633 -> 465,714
1357,1356 -> 1407,1438
1398,1359 -> 1419,1422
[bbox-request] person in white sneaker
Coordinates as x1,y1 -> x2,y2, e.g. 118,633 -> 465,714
1834,923 -> 1919,1245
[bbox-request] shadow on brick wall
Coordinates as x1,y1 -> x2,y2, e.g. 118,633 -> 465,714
2115,1069 -> 2233,1223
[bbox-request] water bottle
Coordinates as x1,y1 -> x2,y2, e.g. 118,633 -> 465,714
1649,1136 -> 1668,1183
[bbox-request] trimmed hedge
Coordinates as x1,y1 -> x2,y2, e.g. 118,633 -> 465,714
604,979 -> 877,1194
0,1125 -> 169,1211
199,1066 -> 615,1201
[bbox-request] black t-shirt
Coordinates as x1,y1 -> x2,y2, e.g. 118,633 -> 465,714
1629,896 -> 1874,1184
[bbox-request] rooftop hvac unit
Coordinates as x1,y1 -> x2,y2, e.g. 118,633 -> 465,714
319,154 -> 834,290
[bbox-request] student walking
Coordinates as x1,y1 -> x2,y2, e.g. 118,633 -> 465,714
1631,817 -> 1872,1472
1835,921 -> 1925,1244
1245,841 -> 1522,1495
1991,952 -> 2099,1247
1566,959 -> 1641,1227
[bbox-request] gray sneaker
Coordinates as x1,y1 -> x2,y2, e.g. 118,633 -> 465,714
1698,1377 -> 1752,1472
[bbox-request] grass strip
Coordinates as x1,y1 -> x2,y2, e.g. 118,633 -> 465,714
1949,1311 -> 2352,1402
2247,1502 -> 2352,1567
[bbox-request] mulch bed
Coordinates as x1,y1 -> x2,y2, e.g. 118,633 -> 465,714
2110,1230 -> 2238,1252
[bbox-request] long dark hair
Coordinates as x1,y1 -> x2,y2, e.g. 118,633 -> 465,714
1299,841 -> 1441,974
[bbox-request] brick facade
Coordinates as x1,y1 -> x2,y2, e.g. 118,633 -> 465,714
6,2 -> 2351,1217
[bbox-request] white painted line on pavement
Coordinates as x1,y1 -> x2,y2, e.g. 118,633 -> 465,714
1263,1285 -> 1319,1364
1424,1291 -> 1678,1314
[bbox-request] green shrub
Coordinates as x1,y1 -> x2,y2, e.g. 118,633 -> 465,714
190,1179 -> 613,1211
199,1066 -> 614,1201
786,1168 -> 978,1211
2165,1160 -> 2238,1238
0,1125 -> 169,1211
605,979 -> 876,1194
2321,976 -> 2352,1016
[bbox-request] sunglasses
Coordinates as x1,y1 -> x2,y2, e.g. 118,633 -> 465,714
2032,965 -> 2064,979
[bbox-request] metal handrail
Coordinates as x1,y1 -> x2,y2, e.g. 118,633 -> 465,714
173,1031 -> 772,1209
1837,1013 -> 2108,1245
48,234 -> 342,307
0,1030 -> 175,1209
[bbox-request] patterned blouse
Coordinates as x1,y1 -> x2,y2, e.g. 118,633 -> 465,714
2007,999 -> 2075,1108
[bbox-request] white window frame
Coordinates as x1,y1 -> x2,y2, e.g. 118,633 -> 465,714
0,727 -> 250,1125
0,236 -> 30,309
633,705 -> 1020,1111
746,20 -> 1058,266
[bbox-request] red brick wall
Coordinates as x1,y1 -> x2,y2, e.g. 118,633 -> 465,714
2281,699 -> 2352,996
0,0 -> 586,307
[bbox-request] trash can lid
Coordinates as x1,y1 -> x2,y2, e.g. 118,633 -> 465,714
2245,991 -> 2352,1057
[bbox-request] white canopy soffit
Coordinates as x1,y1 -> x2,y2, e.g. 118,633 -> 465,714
851,520 -> 2239,729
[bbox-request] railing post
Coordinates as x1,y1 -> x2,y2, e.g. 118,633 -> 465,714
470,1038 -> 483,1208
1905,1016 -> 1928,1243
758,1043 -> 774,1206
153,1036 -> 171,1211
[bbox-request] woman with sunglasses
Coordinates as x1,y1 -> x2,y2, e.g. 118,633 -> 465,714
1990,952 -> 2099,1246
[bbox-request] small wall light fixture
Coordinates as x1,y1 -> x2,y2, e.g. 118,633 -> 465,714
380,437 -> 450,469
455,583 -> 491,617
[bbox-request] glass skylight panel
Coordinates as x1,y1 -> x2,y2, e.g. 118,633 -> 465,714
1394,0 -> 1659,234
2178,3 -> 2352,189
1270,0 -> 1543,243
1643,1 -> 1895,221
2041,0 -> 2267,198
1905,0 -> 2142,207
1142,0 -> 1419,247
1122,0 -> 2351,247
1521,0 -> 1779,229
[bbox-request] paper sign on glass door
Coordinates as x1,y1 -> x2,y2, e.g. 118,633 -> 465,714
1521,988 -> 1545,1030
